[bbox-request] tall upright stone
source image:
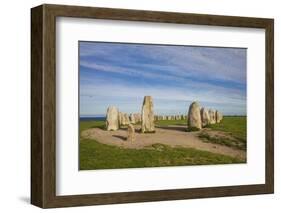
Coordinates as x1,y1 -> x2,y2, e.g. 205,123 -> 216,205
216,110 -> 223,123
136,113 -> 142,123
208,109 -> 216,124
141,96 -> 155,133
154,115 -> 158,121
118,112 -> 123,126
130,113 -> 136,124
187,102 -> 202,131
106,106 -> 119,131
127,124 -> 136,142
123,113 -> 130,125
200,107 -> 210,127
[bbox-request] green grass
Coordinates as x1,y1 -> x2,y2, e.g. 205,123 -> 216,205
198,132 -> 246,150
79,118 -> 244,170
198,116 -> 247,150
79,120 -> 105,133
187,126 -> 201,132
80,139 -> 243,170
208,116 -> 246,141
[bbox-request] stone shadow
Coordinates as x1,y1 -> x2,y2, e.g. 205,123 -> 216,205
112,135 -> 127,141
156,125 -> 187,132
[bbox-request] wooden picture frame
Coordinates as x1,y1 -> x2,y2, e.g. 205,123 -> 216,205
31,4 -> 274,208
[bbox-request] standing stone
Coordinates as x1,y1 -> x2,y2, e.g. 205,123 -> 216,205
120,113 -> 129,126
135,113 -> 141,123
106,106 -> 119,131
124,113 -> 130,125
216,111 -> 223,123
133,113 -> 139,123
120,113 -> 125,126
200,108 -> 210,127
208,109 -> 216,124
118,112 -> 123,126
130,113 -> 136,124
141,96 -> 155,133
187,102 -> 202,130
127,124 -> 136,142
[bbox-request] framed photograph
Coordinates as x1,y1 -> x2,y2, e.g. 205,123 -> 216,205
31,4 -> 274,208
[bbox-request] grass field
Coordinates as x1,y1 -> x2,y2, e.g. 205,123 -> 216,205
79,116 -> 246,170
208,116 -> 246,141
198,116 -> 246,150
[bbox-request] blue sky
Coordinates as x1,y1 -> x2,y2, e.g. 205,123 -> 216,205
79,42 -> 246,116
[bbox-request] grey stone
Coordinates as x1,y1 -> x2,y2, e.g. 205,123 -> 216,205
187,102 -> 202,130
208,109 -> 216,124
141,96 -> 155,133
130,113 -> 136,124
216,110 -> 223,123
106,106 -> 119,131
127,124 -> 136,142
200,107 -> 210,127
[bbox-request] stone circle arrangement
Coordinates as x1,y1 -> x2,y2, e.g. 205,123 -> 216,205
105,96 -> 223,142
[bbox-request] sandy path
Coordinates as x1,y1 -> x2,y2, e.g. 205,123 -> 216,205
81,125 -> 246,160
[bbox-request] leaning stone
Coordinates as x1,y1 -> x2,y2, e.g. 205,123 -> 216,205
200,108 -> 210,127
187,102 -> 202,131
141,96 -> 155,133
106,106 -> 119,131
127,124 -> 136,142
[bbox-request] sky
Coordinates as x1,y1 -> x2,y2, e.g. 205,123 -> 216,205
79,41 -> 247,117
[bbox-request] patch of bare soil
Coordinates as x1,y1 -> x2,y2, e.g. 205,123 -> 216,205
81,125 -> 246,161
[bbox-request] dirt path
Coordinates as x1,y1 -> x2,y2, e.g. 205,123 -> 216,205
81,125 -> 246,160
